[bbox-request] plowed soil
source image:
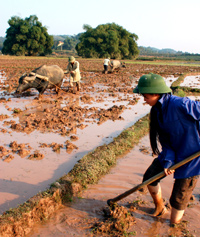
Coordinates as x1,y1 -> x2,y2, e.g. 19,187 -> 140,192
29,136 -> 200,237
0,56 -> 200,236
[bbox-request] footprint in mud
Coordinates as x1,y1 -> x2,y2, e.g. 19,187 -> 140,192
139,145 -> 152,155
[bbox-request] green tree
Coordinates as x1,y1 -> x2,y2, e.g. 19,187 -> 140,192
2,15 -> 53,56
76,23 -> 139,59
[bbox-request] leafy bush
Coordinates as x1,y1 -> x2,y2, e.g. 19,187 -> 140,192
2,15 -> 53,56
76,23 -> 139,59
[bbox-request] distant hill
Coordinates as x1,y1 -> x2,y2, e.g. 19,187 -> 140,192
0,37 -> 5,50
52,34 -> 81,41
0,37 -> 5,42
138,46 -> 200,61
159,48 -> 177,54
138,46 -> 180,55
53,35 -> 71,41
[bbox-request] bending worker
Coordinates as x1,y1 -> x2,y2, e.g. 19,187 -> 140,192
133,73 -> 200,225
65,56 -> 81,93
103,57 -> 110,74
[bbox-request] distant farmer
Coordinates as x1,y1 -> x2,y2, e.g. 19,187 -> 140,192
64,56 -> 81,93
103,57 -> 110,74
133,73 -> 200,226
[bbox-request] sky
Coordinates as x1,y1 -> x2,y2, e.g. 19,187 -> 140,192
1,0 -> 200,54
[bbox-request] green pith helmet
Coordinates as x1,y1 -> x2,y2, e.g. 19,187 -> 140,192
68,56 -> 75,63
133,73 -> 172,94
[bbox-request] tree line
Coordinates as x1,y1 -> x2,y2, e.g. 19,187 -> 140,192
2,15 -> 199,59
1,15 -> 139,58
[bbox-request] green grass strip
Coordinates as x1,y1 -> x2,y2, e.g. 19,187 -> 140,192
0,115 -> 149,230
127,60 -> 200,67
171,71 -> 200,88
171,71 -> 200,96
66,114 -> 149,188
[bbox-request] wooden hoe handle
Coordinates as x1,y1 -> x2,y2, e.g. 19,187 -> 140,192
107,151 -> 200,206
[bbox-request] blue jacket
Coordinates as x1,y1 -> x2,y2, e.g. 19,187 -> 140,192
154,94 -> 200,179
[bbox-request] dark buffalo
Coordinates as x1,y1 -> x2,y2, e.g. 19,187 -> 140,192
16,65 -> 64,96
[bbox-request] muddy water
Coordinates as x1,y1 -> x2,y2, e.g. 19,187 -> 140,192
28,74 -> 200,236
0,74 -> 195,216
29,136 -> 200,236
180,75 -> 200,88
0,89 -> 150,214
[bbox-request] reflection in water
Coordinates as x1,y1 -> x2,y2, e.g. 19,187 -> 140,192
0,75 -> 179,214
145,218 -> 167,236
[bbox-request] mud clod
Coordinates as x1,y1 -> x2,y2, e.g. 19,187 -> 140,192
65,140 -> 78,152
3,154 -> 14,163
28,151 -> 44,160
92,205 -> 136,236
1,57 -> 200,237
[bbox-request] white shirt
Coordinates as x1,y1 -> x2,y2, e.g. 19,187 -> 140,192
104,59 -> 110,66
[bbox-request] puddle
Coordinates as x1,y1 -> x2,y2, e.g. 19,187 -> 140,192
29,135 -> 200,236
180,75 -> 200,88
0,63 -> 197,216
0,95 -> 151,214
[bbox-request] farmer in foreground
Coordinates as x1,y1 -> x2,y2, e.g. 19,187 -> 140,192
133,73 -> 200,225
65,56 -> 81,93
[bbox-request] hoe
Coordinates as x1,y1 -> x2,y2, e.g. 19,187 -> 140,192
107,151 -> 200,206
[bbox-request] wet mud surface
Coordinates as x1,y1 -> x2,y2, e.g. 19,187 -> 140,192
0,56 -> 200,235
29,136 -> 200,236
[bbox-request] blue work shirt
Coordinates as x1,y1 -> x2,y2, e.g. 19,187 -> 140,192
154,93 -> 200,179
